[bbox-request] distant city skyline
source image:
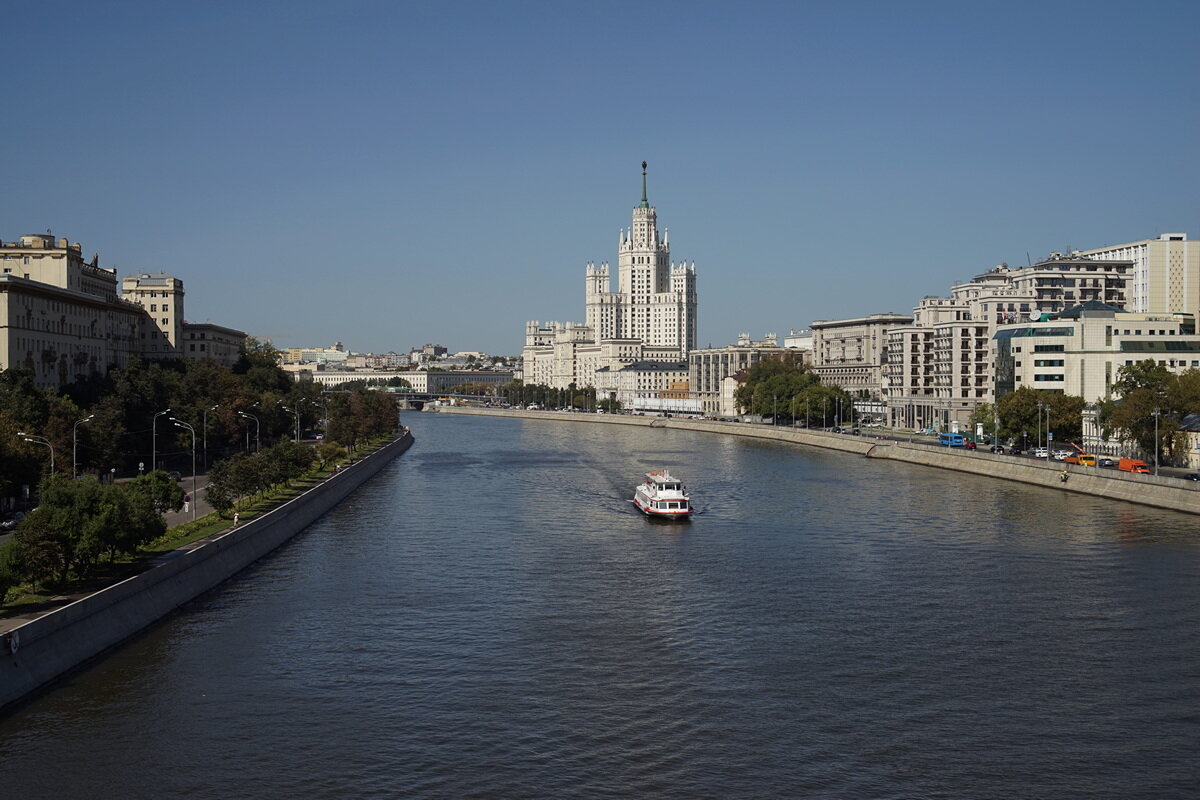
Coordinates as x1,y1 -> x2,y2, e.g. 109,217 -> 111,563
3,1 -> 1197,354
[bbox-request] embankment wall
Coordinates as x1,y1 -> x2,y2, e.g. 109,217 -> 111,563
434,407 -> 1200,515
0,431 -> 413,713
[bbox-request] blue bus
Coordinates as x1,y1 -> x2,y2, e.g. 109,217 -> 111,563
938,432 -> 967,447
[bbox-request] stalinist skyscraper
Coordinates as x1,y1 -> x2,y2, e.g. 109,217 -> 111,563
523,162 -> 699,391
585,161 -> 697,351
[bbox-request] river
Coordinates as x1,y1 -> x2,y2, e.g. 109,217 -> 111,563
2,412 -> 1198,798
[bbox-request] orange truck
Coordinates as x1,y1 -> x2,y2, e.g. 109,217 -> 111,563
1118,458 -> 1150,473
1064,453 -> 1096,466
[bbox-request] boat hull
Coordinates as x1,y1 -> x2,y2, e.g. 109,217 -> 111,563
632,496 -> 692,520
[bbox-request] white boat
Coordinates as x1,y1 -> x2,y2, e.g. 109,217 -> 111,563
633,469 -> 692,520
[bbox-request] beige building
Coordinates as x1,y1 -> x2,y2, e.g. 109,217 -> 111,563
1,234 -> 141,387
181,322 -> 246,368
1,233 -> 245,388
994,302 -> 1200,401
885,254 -> 1133,429
993,302 -> 1200,454
812,313 -> 912,398
1076,233 -> 1197,317
121,273 -> 185,356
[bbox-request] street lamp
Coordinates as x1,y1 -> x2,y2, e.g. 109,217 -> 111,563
18,432 -> 55,474
152,408 -> 172,473
773,395 -> 777,427
281,404 -> 301,442
172,418 -> 197,521
238,411 -> 260,453
1153,407 -> 1162,476
203,404 -> 219,468
73,414 -> 94,478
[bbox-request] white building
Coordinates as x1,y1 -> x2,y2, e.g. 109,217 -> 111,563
524,163 -> 698,390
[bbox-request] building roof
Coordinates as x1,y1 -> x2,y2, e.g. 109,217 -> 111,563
1049,300 -> 1125,319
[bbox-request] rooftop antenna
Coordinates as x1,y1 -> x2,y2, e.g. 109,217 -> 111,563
1026,252 -> 1032,267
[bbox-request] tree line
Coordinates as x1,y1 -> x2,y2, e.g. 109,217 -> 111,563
0,340 -> 401,602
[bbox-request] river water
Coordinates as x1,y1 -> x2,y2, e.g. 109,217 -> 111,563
2,413 -> 1198,798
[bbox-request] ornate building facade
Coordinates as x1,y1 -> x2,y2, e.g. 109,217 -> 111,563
523,163 -> 698,393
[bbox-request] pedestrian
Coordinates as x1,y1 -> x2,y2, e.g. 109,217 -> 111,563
233,511 -> 239,528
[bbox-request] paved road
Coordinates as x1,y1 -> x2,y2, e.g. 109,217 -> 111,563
163,473 -> 213,527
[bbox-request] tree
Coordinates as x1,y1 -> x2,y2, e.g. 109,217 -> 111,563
733,356 -> 822,418
0,542 -> 21,605
597,398 -> 623,413
128,471 -> 185,515
1098,361 -> 1194,463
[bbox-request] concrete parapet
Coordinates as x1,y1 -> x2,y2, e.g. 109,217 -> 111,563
0,432 -> 414,714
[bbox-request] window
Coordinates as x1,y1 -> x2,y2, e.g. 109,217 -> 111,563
150,304 -> 157,312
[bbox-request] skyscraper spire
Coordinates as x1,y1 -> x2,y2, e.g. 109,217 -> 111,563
639,160 -> 649,209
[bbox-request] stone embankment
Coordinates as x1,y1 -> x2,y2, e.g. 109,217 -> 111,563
434,407 -> 1200,516
0,431 -> 414,714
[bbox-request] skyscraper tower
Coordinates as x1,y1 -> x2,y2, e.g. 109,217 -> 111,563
585,161 -> 696,351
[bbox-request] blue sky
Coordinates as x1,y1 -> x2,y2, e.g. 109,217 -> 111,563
4,0 -> 1198,355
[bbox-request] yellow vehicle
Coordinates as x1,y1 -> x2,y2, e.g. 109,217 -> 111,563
1063,453 -> 1096,466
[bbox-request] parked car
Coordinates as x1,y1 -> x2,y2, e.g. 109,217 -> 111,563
0,511 -> 24,531
917,427 -> 937,435
1180,473 -> 1200,481
1032,447 -> 1050,458
168,471 -> 182,481
1052,449 -> 1073,461
1098,458 -> 1117,468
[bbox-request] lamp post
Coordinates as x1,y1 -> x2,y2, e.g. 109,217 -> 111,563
238,411 -> 260,453
73,414 -> 94,478
773,395 -> 777,426
1035,401 -> 1044,453
18,432 -> 55,474
281,404 -> 301,442
203,404 -> 218,469
172,418 -> 197,521
152,408 -> 172,473
1153,407 -> 1162,476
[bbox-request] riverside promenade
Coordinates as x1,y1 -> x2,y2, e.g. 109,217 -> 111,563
433,407 -> 1200,517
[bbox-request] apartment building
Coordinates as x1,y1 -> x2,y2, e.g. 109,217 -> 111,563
884,255 -> 1133,429
811,313 -> 912,398
1,233 -> 245,388
120,273 -> 185,356
1076,233 -> 1197,317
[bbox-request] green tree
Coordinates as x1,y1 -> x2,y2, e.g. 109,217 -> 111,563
733,356 -> 822,418
128,471 -> 185,515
